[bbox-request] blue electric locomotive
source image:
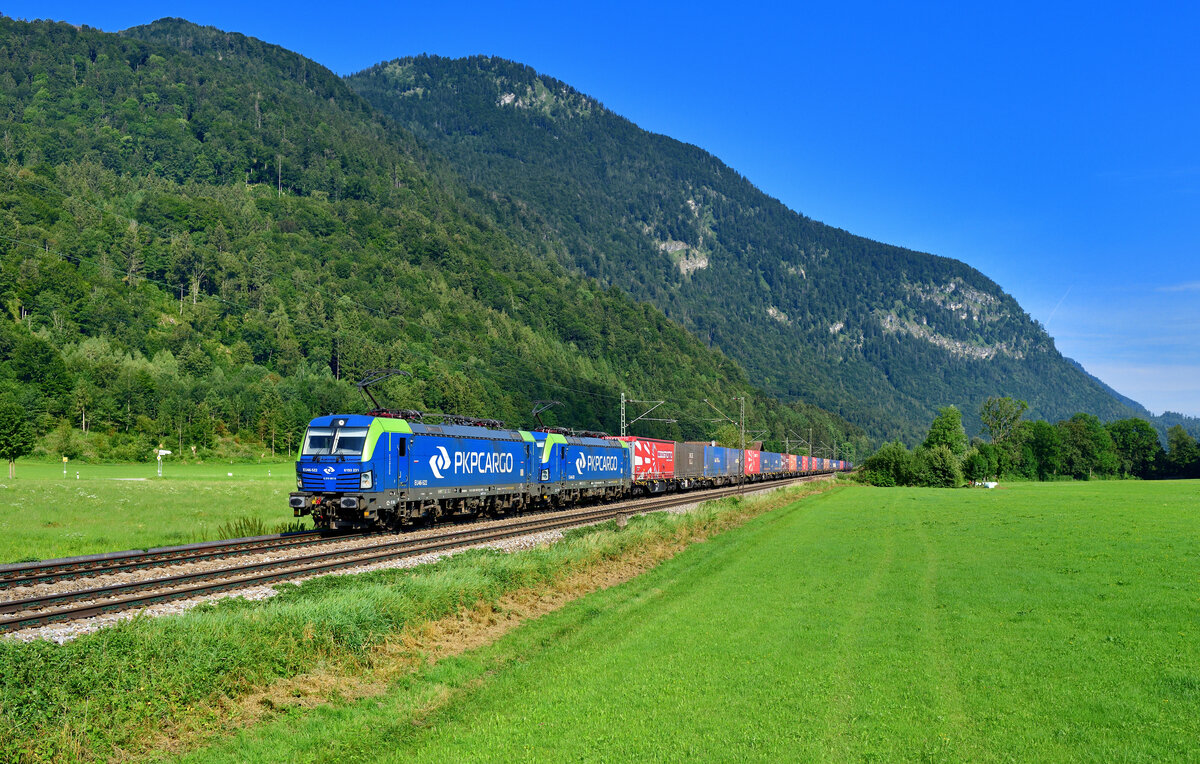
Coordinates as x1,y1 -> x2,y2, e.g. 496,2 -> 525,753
532,431 -> 630,505
292,414 -> 539,529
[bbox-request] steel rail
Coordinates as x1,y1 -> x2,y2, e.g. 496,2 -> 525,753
0,530 -> 376,589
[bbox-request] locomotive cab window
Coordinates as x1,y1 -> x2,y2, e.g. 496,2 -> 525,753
332,428 -> 368,456
302,426 -> 369,457
302,427 -> 335,455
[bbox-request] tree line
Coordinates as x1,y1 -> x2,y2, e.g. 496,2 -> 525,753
858,397 -> 1199,487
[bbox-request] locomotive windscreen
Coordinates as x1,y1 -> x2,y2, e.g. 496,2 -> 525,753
302,426 -> 369,457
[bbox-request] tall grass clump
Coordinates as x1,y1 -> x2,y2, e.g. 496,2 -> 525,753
210,517 -> 308,541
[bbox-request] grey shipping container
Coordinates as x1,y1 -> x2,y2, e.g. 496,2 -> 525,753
675,442 -> 706,479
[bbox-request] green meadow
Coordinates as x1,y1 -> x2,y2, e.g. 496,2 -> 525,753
0,461 -> 298,563
187,480 -> 1200,762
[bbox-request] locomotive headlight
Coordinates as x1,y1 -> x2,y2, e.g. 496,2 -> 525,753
296,476 -> 303,490
360,471 -> 373,489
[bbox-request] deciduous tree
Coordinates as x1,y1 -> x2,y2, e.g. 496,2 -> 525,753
1166,425 -> 1199,477
980,396 -> 1028,444
962,448 -> 988,484
1027,420 -> 1063,480
0,400 -> 35,478
1105,418 -> 1161,478
922,406 -> 968,458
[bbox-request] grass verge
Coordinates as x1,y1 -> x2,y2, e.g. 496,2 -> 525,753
0,480 -> 832,762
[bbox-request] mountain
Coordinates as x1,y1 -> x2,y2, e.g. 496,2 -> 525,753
1065,359 -> 1151,417
0,17 -> 868,460
346,55 -> 1152,442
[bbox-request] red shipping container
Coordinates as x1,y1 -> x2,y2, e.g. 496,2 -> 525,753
801,455 -> 810,471
744,450 -> 761,475
611,436 -> 675,480
787,454 -> 797,472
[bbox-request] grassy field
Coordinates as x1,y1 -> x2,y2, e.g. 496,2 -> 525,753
0,460 -> 298,563
184,480 -> 1200,762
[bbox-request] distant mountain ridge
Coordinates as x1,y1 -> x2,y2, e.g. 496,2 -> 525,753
346,55 -> 1190,441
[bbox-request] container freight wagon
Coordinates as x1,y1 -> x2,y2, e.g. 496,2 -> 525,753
698,444 -> 743,485
727,447 -> 744,479
702,445 -> 726,482
533,432 -> 630,504
612,436 -> 675,493
786,454 -> 798,473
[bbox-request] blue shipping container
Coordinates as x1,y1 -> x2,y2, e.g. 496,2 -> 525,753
761,451 -> 784,474
703,445 -> 727,478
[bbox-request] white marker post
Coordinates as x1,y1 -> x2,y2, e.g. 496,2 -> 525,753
156,449 -> 172,477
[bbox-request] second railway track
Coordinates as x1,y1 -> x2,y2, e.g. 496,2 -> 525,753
0,529 -> 374,589
0,475 -> 826,635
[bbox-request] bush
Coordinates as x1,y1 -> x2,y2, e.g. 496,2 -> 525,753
918,445 -> 964,488
962,449 -> 988,484
859,441 -> 917,486
857,468 -> 895,487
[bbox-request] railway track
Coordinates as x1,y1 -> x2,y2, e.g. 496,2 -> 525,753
0,530 -> 374,590
0,475 -> 827,635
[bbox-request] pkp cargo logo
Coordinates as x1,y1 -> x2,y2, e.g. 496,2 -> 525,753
575,453 -> 587,474
322,466 -> 335,475
429,446 -> 451,479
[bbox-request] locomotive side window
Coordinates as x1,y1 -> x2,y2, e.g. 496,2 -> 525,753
397,437 -> 407,457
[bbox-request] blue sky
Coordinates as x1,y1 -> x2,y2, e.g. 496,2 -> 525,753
10,0 -> 1200,416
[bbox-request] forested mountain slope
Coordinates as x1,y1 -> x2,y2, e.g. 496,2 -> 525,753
0,18 -> 867,459
347,56 -> 1151,442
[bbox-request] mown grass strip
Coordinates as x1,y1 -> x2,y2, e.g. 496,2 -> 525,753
182,480 -> 1200,763
0,481 -> 831,762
